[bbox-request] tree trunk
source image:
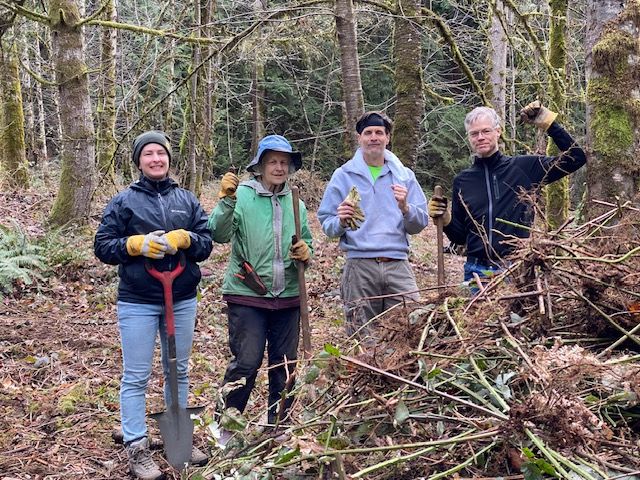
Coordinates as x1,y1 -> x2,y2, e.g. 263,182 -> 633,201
21,37 -> 36,166
544,0 -> 569,229
487,0 -> 508,122
392,0 -> 424,168
250,0 -> 266,158
585,0 -> 640,219
335,0 -> 364,152
39,26 -> 62,160
96,0 -> 117,189
0,42 -> 29,187
250,59 -> 266,158
197,0 -> 216,190
48,0 -> 96,227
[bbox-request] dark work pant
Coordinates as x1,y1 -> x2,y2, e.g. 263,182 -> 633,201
223,303 -> 300,424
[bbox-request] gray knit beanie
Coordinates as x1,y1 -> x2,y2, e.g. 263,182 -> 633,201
131,131 -> 172,167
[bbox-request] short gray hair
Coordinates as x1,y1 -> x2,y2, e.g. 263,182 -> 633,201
464,107 -> 501,132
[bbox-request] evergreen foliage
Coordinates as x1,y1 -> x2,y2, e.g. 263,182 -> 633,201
0,222 -> 45,296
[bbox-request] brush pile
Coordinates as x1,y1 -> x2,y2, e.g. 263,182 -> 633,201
202,200 -> 640,480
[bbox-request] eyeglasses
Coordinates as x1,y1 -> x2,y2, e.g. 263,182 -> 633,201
468,128 -> 496,138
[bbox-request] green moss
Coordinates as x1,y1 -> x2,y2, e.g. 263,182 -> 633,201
0,44 -> 29,187
591,105 -> 634,157
592,30 -> 636,75
57,383 -> 87,415
586,77 -> 623,106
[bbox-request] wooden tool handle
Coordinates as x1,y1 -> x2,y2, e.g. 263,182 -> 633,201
291,186 -> 312,357
434,185 -> 445,288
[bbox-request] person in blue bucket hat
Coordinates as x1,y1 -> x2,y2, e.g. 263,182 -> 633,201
208,134 -> 313,443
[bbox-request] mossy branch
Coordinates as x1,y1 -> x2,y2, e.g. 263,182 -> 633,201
76,0 -> 112,27
502,0 -> 565,97
18,56 -> 58,87
0,0 -> 49,24
359,0 -> 483,104
423,8 -> 489,105
86,19 -> 220,45
123,0 -> 330,140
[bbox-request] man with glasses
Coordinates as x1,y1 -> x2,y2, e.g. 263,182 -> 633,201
428,101 -> 586,287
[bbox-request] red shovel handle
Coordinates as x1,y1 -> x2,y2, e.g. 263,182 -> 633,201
145,253 -> 186,336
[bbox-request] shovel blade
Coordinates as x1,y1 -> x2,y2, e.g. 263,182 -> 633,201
149,405 -> 204,471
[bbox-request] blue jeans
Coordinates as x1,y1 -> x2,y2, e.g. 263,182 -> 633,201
117,298 -> 197,443
464,261 -> 503,294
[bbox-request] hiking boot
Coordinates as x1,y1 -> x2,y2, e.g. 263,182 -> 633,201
126,437 -> 164,480
191,445 -> 208,466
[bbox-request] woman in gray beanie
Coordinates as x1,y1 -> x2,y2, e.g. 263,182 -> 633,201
94,131 -> 213,479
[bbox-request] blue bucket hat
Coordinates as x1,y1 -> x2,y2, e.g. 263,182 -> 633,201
246,135 -> 303,173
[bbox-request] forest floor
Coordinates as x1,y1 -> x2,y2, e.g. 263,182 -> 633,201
0,180 -> 467,480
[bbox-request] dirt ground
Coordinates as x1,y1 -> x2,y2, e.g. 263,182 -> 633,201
0,186 -> 463,479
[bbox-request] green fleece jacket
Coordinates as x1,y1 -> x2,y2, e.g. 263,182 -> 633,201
208,179 -> 313,298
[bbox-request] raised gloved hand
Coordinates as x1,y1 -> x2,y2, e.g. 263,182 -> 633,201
163,229 -> 191,255
289,239 -> 311,263
519,100 -> 557,130
126,230 -> 168,259
218,172 -> 240,199
428,197 -> 451,226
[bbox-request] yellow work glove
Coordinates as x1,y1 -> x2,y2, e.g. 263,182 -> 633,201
428,197 -> 451,226
163,229 -> 191,255
289,239 -> 311,263
218,172 -> 240,199
126,230 -> 168,259
519,100 -> 557,131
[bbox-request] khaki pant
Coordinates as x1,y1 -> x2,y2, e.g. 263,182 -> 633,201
340,258 -> 419,343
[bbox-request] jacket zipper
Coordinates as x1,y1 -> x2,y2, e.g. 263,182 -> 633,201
157,192 -> 173,270
483,165 -> 493,248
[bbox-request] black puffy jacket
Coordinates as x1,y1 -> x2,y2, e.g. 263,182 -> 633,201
444,122 -> 586,263
94,176 -> 213,304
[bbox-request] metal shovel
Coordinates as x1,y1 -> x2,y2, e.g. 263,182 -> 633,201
145,254 -> 203,471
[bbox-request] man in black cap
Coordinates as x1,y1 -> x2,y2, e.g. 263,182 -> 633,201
94,130 -> 213,479
318,111 -> 428,344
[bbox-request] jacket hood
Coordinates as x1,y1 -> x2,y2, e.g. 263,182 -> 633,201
342,148 -> 411,182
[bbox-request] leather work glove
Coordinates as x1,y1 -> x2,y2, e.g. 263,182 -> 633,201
428,197 -> 451,226
519,100 -> 558,131
126,230 -> 168,259
163,229 -> 191,255
218,172 -> 240,199
289,239 -> 311,263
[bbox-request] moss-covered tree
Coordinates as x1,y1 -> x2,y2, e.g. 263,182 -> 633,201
96,0 -> 117,189
544,0 -> 570,229
392,0 -> 424,168
48,0 -> 96,227
585,0 -> 640,219
0,42 -> 29,187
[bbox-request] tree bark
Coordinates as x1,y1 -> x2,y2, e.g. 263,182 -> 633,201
335,0 -> 364,152
48,0 -> 96,227
0,42 -> 29,187
585,0 -> 640,219
392,0 -> 424,168
487,0 -> 508,122
544,0 -> 569,229
250,0 -> 266,158
96,0 -> 117,189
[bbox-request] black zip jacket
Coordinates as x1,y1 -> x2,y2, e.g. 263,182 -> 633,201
444,122 -> 586,263
94,176 -> 213,304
